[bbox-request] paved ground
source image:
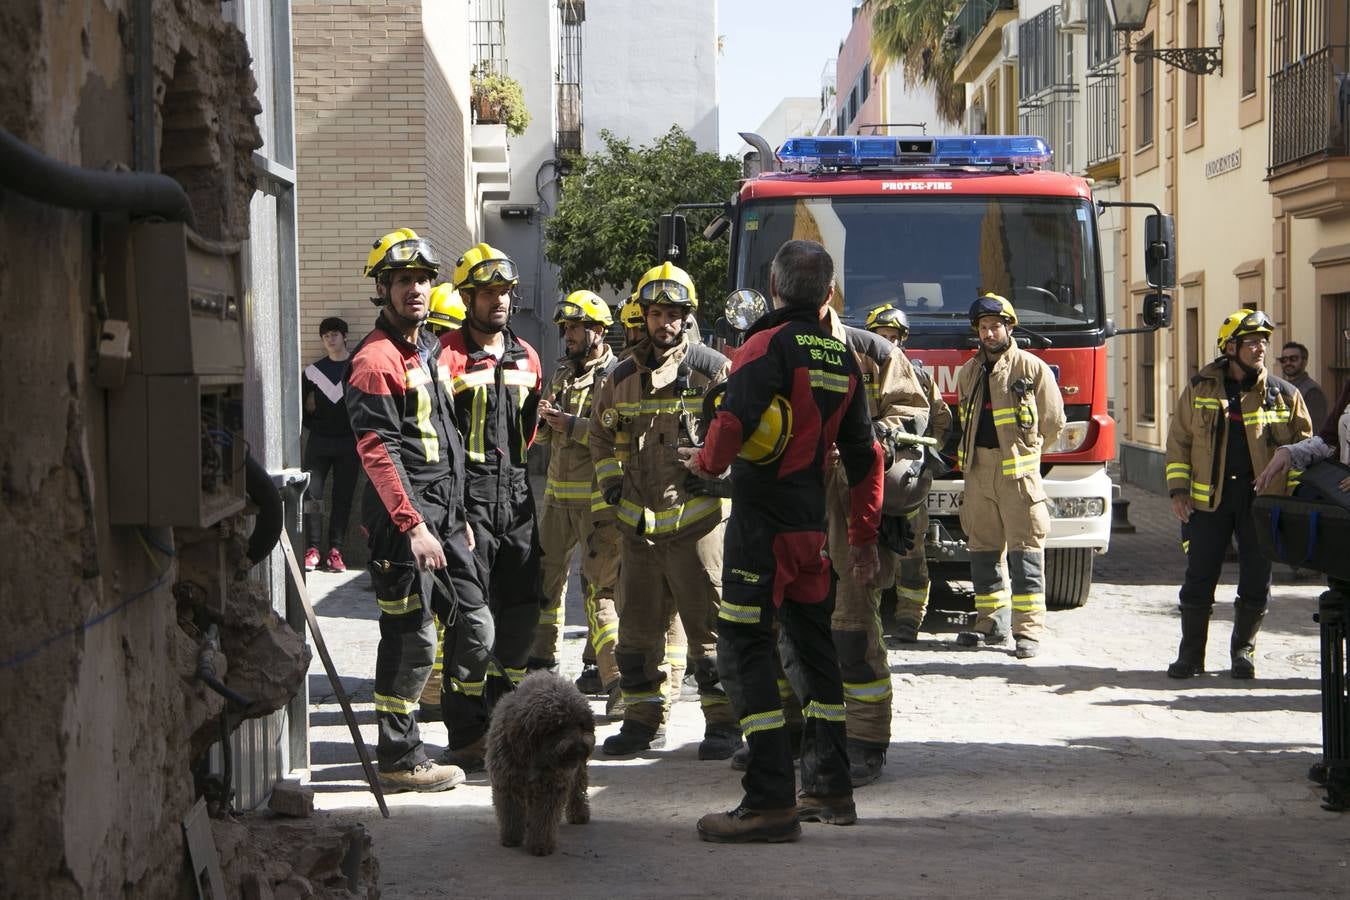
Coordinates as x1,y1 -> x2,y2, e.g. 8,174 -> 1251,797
303,484 -> 1349,898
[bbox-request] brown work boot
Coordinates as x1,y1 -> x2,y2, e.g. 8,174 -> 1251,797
696,805 -> 801,843
439,736 -> 486,773
378,759 -> 465,793
796,792 -> 857,825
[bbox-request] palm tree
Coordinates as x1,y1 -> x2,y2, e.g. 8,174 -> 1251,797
866,0 -> 967,127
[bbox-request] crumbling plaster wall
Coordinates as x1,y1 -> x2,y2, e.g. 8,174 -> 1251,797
0,2 -> 288,896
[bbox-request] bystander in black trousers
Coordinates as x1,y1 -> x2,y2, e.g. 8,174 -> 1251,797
303,432 -> 359,551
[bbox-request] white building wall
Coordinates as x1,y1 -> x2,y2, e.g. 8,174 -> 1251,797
882,68 -> 942,136
737,97 -> 819,158
582,0 -> 718,152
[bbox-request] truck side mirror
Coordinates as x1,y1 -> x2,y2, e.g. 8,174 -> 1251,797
657,214 -> 689,265
1142,293 -> 1173,329
1144,214 -> 1176,289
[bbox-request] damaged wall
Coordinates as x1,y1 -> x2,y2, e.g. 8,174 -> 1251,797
0,1 -> 310,896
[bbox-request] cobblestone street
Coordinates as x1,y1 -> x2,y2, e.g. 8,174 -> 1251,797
305,484 -> 1349,898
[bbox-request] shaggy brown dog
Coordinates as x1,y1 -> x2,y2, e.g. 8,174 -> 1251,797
484,671 -> 594,855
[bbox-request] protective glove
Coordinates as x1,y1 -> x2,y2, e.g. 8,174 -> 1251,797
602,483 -> 623,506
877,513 -> 915,556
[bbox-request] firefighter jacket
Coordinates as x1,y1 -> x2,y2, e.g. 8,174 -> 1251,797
589,335 -> 730,543
440,327 -> 543,502
956,344 -> 1066,494
697,305 -> 884,551
536,343 -> 618,515
1165,359 -> 1313,510
918,364 -> 953,446
345,314 -> 464,533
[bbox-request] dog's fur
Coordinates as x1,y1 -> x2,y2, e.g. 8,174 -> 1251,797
484,671 -> 594,856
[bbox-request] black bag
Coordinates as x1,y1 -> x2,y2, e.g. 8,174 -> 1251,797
1251,477 -> 1350,579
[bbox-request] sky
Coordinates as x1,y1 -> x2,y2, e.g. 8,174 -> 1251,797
717,1 -> 860,156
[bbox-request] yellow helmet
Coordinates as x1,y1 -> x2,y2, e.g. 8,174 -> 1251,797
1216,308 -> 1274,354
453,243 -> 519,290
619,297 -> 646,329
634,262 -> 698,310
427,283 -> 466,333
968,292 -> 1018,328
364,228 -> 440,279
705,386 -> 792,465
554,290 -> 614,326
865,304 -> 909,334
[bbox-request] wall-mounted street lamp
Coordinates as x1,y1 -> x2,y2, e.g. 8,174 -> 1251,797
1105,0 -> 1223,75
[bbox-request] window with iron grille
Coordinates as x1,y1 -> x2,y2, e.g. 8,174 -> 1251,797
1268,0 -> 1350,171
1086,0 -> 1119,71
556,0 -> 583,154
471,0 -> 507,76
1019,8 -> 1076,171
1333,292 -> 1350,396
1085,0 -> 1120,167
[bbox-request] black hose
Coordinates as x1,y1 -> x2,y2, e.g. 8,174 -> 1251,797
244,452 -> 283,564
196,624 -> 256,709
0,126 -> 196,228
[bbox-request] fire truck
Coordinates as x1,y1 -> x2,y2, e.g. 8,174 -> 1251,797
671,133 -> 1173,610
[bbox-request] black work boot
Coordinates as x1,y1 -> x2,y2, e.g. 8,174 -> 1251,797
698,723 -> 744,761
574,664 -> 604,695
526,656 -> 560,674
601,721 -> 664,756
1230,604 -> 1267,680
730,725 -> 801,771
847,740 -> 886,787
1167,606 -> 1211,678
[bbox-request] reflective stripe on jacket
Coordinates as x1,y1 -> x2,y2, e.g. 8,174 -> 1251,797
956,344 -> 1066,486
588,336 -> 729,543
1165,359 -> 1313,510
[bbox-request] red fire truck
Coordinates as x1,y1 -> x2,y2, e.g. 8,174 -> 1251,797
688,133 -> 1173,610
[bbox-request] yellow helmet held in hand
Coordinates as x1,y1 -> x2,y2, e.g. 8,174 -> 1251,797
968,292 -> 1018,328
427,283 -> 466,333
364,228 -> 440,279
865,304 -> 910,335
634,262 -> 698,310
1215,308 -> 1274,354
554,290 -> 614,326
453,243 -> 519,290
704,385 -> 792,465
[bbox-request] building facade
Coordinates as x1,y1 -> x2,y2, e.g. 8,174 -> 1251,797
836,3 -> 944,138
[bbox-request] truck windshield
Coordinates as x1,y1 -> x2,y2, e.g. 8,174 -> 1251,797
734,195 -> 1102,332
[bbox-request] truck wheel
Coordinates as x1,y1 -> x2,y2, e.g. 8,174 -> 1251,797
1045,547 -> 1092,610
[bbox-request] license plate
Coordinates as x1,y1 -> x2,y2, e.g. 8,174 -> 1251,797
926,489 -> 962,514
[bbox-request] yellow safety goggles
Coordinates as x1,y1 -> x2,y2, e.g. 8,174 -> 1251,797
464,258 -> 519,286
637,279 -> 693,305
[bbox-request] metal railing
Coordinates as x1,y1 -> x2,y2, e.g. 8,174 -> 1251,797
1085,0 -> 1119,72
1086,67 -> 1121,167
1020,8 -> 1075,100
945,0 -> 1015,63
1019,91 -> 1076,173
1269,44 -> 1350,171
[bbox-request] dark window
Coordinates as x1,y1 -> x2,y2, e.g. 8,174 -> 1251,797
1136,36 -> 1155,148
1185,305 -> 1201,378
1333,292 -> 1350,397
1241,0 -> 1258,96
1137,314 -> 1156,423
1184,0 -> 1199,124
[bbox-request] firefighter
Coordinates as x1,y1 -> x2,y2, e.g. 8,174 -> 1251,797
955,294 -> 1065,659
588,262 -> 740,759
619,296 -> 646,348
533,291 -> 621,690
425,282 -> 465,336
864,304 -> 952,644
438,243 -> 546,771
819,300 -> 928,786
689,239 -> 884,843
345,227 -> 481,792
1164,309 -> 1312,679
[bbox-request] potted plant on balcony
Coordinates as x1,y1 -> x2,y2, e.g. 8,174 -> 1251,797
471,67 -> 531,137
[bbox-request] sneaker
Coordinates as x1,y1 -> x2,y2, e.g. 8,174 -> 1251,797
796,792 -> 858,825
378,759 -> 465,793
574,665 -> 604,695
324,547 -> 347,573
697,805 -> 801,844
698,723 -> 744,761
601,721 -> 664,756
847,741 -> 886,787
303,547 -> 320,572
439,736 -> 486,773
1014,637 -> 1040,659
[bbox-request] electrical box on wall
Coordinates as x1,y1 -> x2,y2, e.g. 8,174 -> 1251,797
105,221 -> 247,527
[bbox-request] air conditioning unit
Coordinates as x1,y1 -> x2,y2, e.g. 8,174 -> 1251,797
965,103 -> 988,135
1002,20 -> 1020,61
1059,0 -> 1088,31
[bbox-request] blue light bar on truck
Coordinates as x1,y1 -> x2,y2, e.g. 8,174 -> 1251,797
776,135 -> 1052,171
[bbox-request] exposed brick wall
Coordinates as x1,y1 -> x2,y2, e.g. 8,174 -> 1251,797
294,0 -> 470,361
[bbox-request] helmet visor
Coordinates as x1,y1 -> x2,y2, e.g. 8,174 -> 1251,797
385,239 -> 440,270
554,300 -> 586,323
869,308 -> 906,331
465,258 -> 519,286
637,279 -> 693,305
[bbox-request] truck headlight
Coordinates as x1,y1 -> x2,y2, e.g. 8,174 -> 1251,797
1046,496 -> 1107,518
1044,420 -> 1089,454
